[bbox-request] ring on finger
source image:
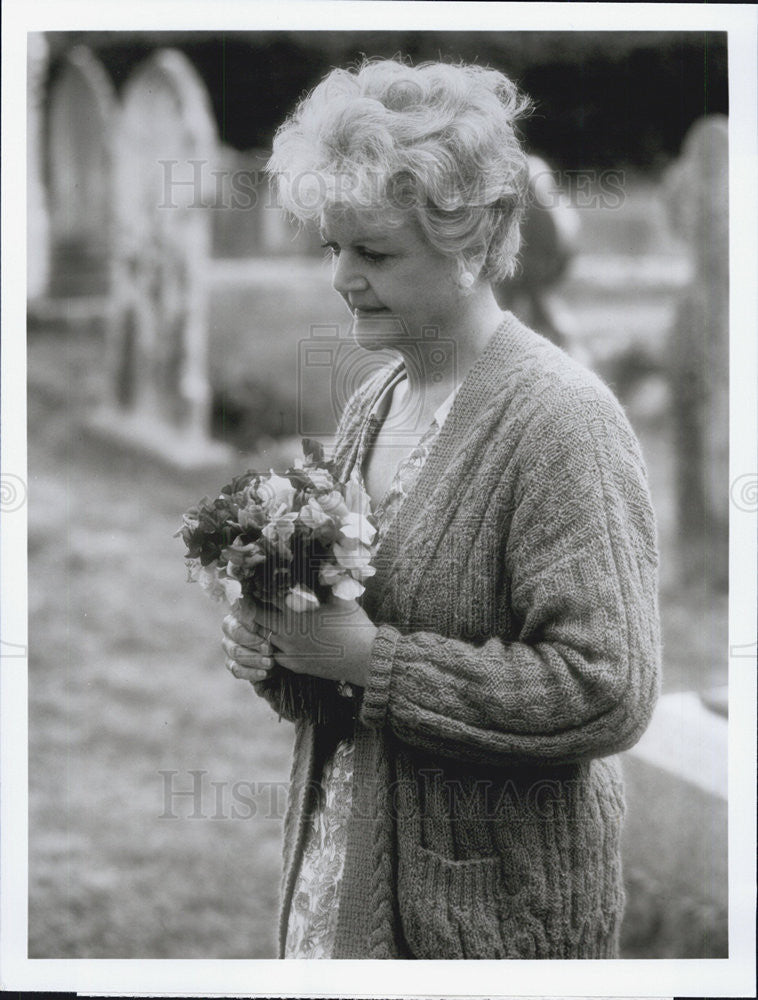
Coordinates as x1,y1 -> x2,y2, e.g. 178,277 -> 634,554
254,630 -> 270,651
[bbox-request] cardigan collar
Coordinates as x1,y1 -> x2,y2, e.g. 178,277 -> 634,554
368,368 -> 461,434
356,312 -> 537,585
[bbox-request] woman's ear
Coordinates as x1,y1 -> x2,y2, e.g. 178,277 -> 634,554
457,254 -> 487,292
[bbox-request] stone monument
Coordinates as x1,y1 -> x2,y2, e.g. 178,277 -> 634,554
663,115 -> 729,588
90,48 -> 231,468
45,45 -> 116,302
27,32 -> 51,302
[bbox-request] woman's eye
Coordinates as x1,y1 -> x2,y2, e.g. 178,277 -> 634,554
320,242 -> 387,264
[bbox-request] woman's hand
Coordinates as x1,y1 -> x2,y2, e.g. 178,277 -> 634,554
232,594 -> 378,689
221,611 -> 276,685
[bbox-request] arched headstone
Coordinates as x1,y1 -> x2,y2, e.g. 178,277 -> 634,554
27,33 -> 50,301
210,146 -> 320,258
46,46 -> 116,298
663,115 -> 729,588
96,48 -> 230,467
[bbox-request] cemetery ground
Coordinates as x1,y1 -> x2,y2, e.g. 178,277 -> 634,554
27,179 -> 728,959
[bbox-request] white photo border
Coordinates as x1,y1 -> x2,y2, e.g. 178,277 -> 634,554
2,1 -> 756,996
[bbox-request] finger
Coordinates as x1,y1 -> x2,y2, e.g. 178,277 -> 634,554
253,606 -> 284,638
254,598 -> 289,635
229,615 -> 276,654
225,654 -> 274,683
236,597 -> 280,634
222,613 -> 261,647
222,635 -> 271,666
226,622 -> 277,654
271,653 -> 304,676
222,630 -> 265,657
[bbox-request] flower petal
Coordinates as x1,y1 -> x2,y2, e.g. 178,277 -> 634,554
299,497 -> 333,530
319,491 -> 350,519
221,576 -> 242,604
345,470 -> 373,516
333,541 -> 373,570
332,575 -> 365,600
197,563 -> 227,603
285,583 -> 321,613
256,473 -> 296,509
305,468 -> 334,492
350,563 -> 376,581
318,563 -> 344,586
185,557 -> 202,582
339,512 -> 377,544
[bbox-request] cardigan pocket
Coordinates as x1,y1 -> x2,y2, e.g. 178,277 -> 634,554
397,842 -> 526,959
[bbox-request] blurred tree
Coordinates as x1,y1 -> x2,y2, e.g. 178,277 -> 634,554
44,30 -> 727,170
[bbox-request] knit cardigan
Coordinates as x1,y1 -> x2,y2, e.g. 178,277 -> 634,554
254,311 -> 662,960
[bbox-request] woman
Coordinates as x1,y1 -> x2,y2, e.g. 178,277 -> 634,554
221,58 -> 661,960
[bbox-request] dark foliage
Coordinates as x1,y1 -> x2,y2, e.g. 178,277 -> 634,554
45,29 -> 727,170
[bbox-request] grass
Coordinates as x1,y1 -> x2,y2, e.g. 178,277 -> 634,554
26,177 -> 728,958
27,383 -> 292,958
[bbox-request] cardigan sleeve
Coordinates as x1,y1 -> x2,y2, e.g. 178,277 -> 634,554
358,387 -> 662,768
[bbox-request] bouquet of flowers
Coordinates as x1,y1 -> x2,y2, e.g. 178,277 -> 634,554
176,439 -> 377,720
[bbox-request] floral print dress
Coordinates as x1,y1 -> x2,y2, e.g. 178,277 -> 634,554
284,373 -> 459,958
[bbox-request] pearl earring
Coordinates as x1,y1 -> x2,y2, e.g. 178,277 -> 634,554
460,271 -> 475,289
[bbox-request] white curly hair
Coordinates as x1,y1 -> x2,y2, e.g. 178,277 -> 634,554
267,57 -> 533,284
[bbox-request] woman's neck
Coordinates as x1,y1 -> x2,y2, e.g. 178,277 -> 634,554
395,288 -> 505,421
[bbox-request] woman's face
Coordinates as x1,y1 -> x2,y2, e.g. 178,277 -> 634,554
320,206 -> 463,351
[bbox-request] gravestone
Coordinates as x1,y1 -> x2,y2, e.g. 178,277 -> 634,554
91,48 -> 231,468
45,45 -> 116,301
27,32 -> 50,302
209,146 -> 318,258
494,154 -> 581,351
663,115 -> 729,588
622,690 -> 727,957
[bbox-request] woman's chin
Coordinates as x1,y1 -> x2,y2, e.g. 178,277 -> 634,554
351,313 -> 406,351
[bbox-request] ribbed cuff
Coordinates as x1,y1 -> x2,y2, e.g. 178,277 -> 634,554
358,624 -> 399,730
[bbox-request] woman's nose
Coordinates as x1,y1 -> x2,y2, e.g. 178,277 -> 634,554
331,252 -> 369,296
